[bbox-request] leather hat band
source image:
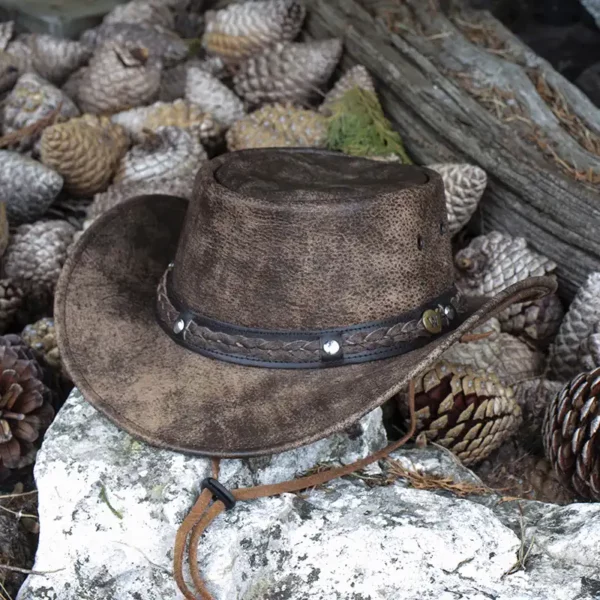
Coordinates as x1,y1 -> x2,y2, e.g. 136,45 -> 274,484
155,266 -> 469,369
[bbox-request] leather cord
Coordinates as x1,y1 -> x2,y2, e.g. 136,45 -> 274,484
173,379 -> 418,600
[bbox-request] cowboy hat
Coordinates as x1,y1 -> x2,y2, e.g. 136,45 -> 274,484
55,148 -> 556,457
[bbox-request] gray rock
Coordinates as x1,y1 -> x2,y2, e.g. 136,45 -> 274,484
18,388 -> 386,600
18,389 -> 600,600
0,151 -> 63,224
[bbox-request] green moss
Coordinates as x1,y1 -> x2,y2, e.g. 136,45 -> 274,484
326,87 -> 412,164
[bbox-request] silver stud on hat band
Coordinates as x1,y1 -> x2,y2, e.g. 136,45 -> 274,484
322,339 -> 341,356
173,318 -> 185,334
443,305 -> 456,320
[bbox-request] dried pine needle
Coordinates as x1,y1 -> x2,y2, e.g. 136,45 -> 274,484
0,580 -> 11,600
452,17 -> 516,61
99,484 -> 123,520
0,564 -> 64,576
452,71 -> 600,185
0,491 -> 37,501
0,104 -> 62,149
0,504 -> 37,520
294,456 -> 498,500
460,330 -> 494,343
529,68 -> 600,158
504,504 -> 536,575
384,459 -> 492,497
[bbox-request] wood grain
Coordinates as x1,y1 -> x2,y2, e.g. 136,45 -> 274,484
305,0 -> 600,300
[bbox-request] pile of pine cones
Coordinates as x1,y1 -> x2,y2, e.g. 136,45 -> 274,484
0,0 -> 595,509
394,233 -> 600,505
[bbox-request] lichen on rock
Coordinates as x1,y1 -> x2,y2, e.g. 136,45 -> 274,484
17,388 -> 600,600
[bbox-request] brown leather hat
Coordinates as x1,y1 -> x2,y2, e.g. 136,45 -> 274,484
55,148 -> 556,457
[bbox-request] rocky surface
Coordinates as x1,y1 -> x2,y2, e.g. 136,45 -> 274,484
17,388 -> 386,600
17,389 -> 600,600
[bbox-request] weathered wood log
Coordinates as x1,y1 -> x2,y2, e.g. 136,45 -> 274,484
305,0 -> 600,301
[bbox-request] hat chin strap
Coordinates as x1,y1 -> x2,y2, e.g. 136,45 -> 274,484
173,379 -> 418,600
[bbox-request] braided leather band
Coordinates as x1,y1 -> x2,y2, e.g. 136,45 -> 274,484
155,266 -> 469,368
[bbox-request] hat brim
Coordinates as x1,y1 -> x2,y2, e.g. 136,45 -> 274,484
56,194 -> 557,458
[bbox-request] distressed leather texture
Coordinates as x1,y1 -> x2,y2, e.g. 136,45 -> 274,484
54,149 -> 558,456
172,149 -> 454,328
157,267 -> 468,366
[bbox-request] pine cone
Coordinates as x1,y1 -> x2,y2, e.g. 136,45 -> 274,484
185,66 -> 245,128
195,55 -> 228,80
3,38 -> 33,74
427,164 -> 487,235
455,232 -> 556,296
226,103 -> 327,151
513,377 -> 563,449
0,334 -> 44,383
0,203 -> 8,259
0,151 -> 63,224
0,51 -> 21,93
114,126 -> 206,185
579,321 -> 600,372
61,65 -> 87,101
21,318 -> 61,374
233,39 -> 342,106
0,21 -> 14,51
159,61 -> 188,102
75,41 -> 162,115
40,114 -> 129,197
173,1 -> 205,39
7,34 -> 92,85
158,57 -> 221,102
143,100 -> 220,142
0,332 -> 69,412
548,272 -> 600,381
103,0 -> 176,29
3,220 -> 76,311
543,367 -> 600,500
442,322 -> 545,386
112,99 -> 220,144
84,175 -> 195,229
0,280 -> 23,334
498,292 -> 564,350
44,196 -> 90,230
203,0 -> 306,63
474,440 -> 575,504
0,344 -> 53,480
397,361 -> 521,466
2,73 -> 80,151
455,231 -> 559,343
81,22 -> 188,68
319,65 -> 376,115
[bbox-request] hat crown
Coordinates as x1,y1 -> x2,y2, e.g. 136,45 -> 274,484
171,149 -> 454,329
